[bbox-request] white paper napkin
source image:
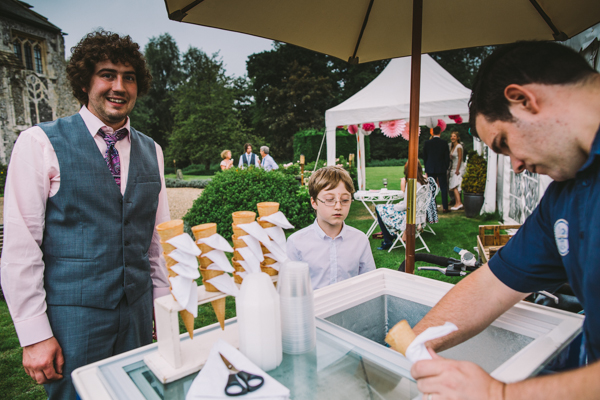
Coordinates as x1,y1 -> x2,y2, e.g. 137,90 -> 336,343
238,259 -> 262,274
171,263 -> 201,280
237,246 -> 263,265
264,261 -> 282,272
206,274 -> 240,297
261,240 -> 288,263
263,226 -> 286,249
240,235 -> 264,260
169,249 -> 200,269
168,234 -> 201,256
236,271 -> 248,279
405,322 -> 458,363
198,234 -> 234,253
237,221 -> 271,244
169,275 -> 198,317
260,212 -> 294,230
186,339 -> 289,400
204,250 -> 235,273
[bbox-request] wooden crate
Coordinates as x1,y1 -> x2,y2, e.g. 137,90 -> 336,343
477,224 -> 521,264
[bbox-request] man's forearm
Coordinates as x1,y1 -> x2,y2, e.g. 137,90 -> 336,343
413,264 -> 528,351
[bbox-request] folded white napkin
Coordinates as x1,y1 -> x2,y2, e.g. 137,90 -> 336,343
260,212 -> 294,230
237,221 -> 271,244
171,263 -> 200,280
204,250 -> 235,273
237,247 -> 263,271
168,234 -> 202,256
186,339 -> 289,400
206,274 -> 240,297
264,261 -> 281,272
263,226 -> 286,249
169,275 -> 198,317
405,322 -> 458,363
236,271 -> 248,279
169,249 -> 200,270
198,234 -> 234,253
240,235 -> 264,260
238,259 -> 262,274
261,240 -> 288,263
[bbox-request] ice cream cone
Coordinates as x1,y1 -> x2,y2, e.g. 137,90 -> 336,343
232,235 -> 248,249
197,243 -> 214,254
166,266 -> 178,278
385,320 -> 416,356
211,297 -> 226,330
157,220 -> 184,241
232,211 -> 256,225
231,259 -> 245,273
160,240 -> 177,255
261,265 -> 279,276
263,256 -> 277,265
164,253 -> 178,268
258,218 -> 276,228
260,243 -> 269,254
199,256 -> 214,269
257,202 -> 279,217
200,268 -> 225,292
232,223 -> 249,237
233,249 -> 244,261
180,310 -> 195,339
192,223 -> 217,240
233,273 -> 243,284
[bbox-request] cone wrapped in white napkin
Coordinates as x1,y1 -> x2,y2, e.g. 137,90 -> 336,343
206,274 -> 240,297
237,221 -> 271,244
261,240 -> 288,263
168,233 -> 202,256
385,320 -> 458,363
186,339 -> 290,400
169,275 -> 198,318
197,233 -> 234,253
260,212 -> 294,230
204,250 -> 235,273
240,235 -> 264,260
263,226 -> 286,249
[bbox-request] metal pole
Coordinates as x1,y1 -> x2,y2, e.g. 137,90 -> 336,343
405,0 -> 423,274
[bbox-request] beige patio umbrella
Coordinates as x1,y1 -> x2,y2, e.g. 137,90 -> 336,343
163,0 -> 600,272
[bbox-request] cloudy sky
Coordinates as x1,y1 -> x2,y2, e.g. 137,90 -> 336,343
26,0 -> 274,78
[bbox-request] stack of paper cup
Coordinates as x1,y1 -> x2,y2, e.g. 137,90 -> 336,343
156,219 -> 196,338
256,202 -> 280,276
231,211 -> 256,283
278,261 -> 316,354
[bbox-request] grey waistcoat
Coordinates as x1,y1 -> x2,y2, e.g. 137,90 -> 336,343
39,114 -> 161,309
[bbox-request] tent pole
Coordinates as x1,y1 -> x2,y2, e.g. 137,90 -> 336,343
405,0 -> 423,274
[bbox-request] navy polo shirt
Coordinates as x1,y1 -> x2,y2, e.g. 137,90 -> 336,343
489,125 -> 600,363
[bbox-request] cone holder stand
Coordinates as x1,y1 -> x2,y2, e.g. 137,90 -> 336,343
145,276 -> 278,384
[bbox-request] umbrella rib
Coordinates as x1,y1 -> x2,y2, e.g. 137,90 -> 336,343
168,0 -> 206,21
349,0 -> 376,64
528,0 -> 568,41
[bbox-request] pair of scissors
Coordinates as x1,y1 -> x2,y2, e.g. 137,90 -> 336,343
220,353 -> 265,396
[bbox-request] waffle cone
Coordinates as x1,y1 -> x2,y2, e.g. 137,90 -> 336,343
211,297 -> 226,330
164,253 -> 178,268
232,259 -> 245,273
166,266 -> 178,278
198,243 -> 214,254
385,320 -> 416,356
232,223 -> 248,237
257,202 -> 279,217
258,218 -> 276,228
199,256 -> 214,269
192,223 -> 217,240
260,243 -> 269,254
157,220 -> 184,241
180,310 -> 195,339
160,240 -> 177,255
233,273 -> 243,284
200,268 -> 224,292
263,256 -> 277,265
261,265 -> 279,276
232,235 -> 248,249
232,211 -> 256,225
233,249 -> 244,261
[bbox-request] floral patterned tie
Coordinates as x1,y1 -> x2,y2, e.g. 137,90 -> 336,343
97,127 -> 128,187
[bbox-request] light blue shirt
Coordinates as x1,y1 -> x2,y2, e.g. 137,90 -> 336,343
286,220 -> 376,290
261,154 -> 279,171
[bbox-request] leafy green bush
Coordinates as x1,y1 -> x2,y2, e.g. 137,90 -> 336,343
293,129 -> 370,163
0,163 -> 6,196
462,151 -> 487,194
184,168 -> 314,238
165,178 -> 212,188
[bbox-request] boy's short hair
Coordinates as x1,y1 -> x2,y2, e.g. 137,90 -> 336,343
221,149 -> 230,159
308,166 -> 355,200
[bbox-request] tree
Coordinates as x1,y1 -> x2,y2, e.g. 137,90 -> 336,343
167,47 -> 261,169
429,46 -> 496,89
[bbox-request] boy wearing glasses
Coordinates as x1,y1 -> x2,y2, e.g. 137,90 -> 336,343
286,166 -> 376,289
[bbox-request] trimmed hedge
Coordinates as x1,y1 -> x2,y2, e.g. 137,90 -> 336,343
462,151 -> 487,194
165,178 -> 211,189
183,167 -> 314,238
293,129 -> 370,163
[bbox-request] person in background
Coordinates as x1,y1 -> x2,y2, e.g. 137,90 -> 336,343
220,149 -> 234,171
238,143 -> 260,168
287,166 -> 375,289
448,131 -> 466,210
0,30 -> 170,400
423,126 -> 450,212
260,146 -> 279,171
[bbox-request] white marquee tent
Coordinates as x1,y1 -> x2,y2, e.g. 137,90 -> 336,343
325,54 -> 471,190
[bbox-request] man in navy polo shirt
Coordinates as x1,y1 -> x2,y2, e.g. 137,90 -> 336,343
408,41 -> 600,399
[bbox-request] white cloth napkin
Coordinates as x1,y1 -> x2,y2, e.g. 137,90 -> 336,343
198,234 -> 234,253
240,235 -> 264,260
169,275 -> 198,317
260,212 -> 294,230
263,226 -> 286,249
237,221 -> 271,244
204,250 -> 235,273
261,240 -> 288,263
168,234 -> 202,256
206,274 -> 240,297
186,339 -> 290,400
405,322 -> 458,363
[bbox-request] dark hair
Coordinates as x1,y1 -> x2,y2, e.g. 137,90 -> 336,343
469,41 -> 596,138
404,160 -> 427,186
244,143 -> 252,152
432,126 -> 441,135
67,30 -> 152,105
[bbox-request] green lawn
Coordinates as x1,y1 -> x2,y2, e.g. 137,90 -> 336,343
0,168 -> 491,398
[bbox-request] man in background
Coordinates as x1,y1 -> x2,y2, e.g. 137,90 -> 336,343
422,126 -> 450,212
238,143 -> 260,168
260,146 -> 279,171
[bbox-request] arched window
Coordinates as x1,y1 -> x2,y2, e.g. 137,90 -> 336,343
24,43 -> 33,70
34,45 -> 43,74
13,40 -> 22,62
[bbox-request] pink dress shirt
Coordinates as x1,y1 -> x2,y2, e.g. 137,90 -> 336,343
0,106 -> 171,347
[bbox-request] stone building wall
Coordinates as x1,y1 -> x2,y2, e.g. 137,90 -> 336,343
0,9 -> 79,165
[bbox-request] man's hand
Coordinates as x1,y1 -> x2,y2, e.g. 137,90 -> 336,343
22,337 -> 64,384
411,349 -> 505,400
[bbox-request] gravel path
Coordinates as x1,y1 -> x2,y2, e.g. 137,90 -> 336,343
0,188 -> 203,225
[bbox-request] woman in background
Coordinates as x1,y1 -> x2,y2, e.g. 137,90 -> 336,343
220,149 -> 234,171
448,132 -> 466,211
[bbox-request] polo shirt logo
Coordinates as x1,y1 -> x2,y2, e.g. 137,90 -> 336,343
554,219 -> 569,256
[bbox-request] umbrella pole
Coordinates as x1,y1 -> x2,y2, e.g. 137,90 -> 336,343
405,0 -> 423,274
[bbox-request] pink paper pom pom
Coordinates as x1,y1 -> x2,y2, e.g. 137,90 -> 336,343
347,125 -> 359,135
362,122 -> 376,132
437,119 -> 447,132
448,115 -> 463,124
381,120 -> 409,139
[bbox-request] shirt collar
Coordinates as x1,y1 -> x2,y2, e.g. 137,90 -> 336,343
577,123 -> 600,172
79,105 -> 131,142
311,218 -> 348,240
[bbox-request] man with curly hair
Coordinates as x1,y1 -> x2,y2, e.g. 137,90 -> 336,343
1,31 -> 170,399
